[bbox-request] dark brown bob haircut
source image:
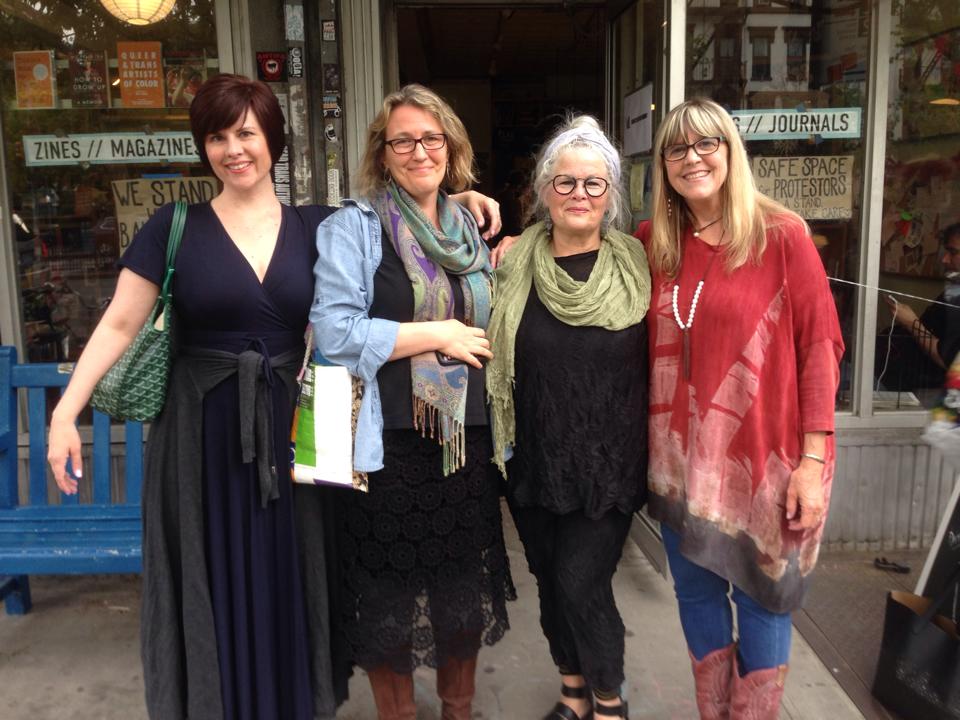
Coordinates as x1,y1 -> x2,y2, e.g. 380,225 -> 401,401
189,74 -> 286,173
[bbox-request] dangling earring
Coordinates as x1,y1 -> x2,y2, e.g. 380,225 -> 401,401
382,166 -> 392,184
544,215 -> 553,233
667,194 -> 672,219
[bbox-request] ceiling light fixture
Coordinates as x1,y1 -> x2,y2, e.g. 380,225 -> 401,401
100,0 -> 177,26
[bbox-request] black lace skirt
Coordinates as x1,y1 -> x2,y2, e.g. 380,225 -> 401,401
331,427 -> 515,673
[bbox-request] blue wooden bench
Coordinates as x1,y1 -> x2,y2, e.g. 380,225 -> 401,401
0,345 -> 144,615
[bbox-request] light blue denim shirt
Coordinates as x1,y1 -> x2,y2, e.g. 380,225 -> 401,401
310,198 -> 399,473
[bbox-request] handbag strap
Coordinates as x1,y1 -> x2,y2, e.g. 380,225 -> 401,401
159,201 -> 187,302
917,561 -> 960,629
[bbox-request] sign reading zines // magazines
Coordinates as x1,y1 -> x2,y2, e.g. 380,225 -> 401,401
112,177 -> 217,254
23,132 -> 199,167
731,108 -> 862,141
751,155 -> 854,220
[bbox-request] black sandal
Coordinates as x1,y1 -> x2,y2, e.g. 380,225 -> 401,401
593,697 -> 629,718
542,684 -> 594,720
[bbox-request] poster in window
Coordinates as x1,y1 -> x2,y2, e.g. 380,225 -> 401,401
164,50 -> 206,107
67,50 -> 109,108
880,154 -> 960,278
13,50 -> 56,109
118,41 -> 164,109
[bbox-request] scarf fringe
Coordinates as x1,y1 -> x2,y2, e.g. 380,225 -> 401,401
414,394 -> 466,476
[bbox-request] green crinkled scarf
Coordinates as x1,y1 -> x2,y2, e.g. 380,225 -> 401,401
486,221 -> 652,477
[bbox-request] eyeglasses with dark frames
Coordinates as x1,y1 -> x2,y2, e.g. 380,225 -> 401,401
384,133 -> 447,154
551,175 -> 610,198
661,136 -> 726,162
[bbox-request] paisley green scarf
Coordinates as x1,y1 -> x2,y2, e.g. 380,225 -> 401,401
370,181 -> 492,474
486,221 -> 651,477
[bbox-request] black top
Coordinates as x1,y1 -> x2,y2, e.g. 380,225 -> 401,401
923,290 -> 960,367
119,201 -> 332,354
370,230 -> 488,429
507,250 -> 649,519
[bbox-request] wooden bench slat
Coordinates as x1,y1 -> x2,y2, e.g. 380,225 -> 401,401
26,387 -> 49,507
92,411 -> 112,503
0,504 -> 139,521
125,421 -> 143,505
1,555 -> 142,575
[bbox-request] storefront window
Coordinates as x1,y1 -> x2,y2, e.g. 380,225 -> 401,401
611,0 -> 664,227
1,1 -> 219,367
686,0 -> 870,412
875,1 -> 960,410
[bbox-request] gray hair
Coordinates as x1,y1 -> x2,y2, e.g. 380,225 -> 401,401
527,115 -> 627,232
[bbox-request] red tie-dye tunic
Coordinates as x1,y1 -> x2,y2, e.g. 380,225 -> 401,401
635,218 -> 844,613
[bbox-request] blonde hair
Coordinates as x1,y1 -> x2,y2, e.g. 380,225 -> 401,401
649,97 -> 804,277
527,114 -> 627,232
356,84 -> 476,197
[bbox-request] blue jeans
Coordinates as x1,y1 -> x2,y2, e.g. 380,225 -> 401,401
661,524 -> 792,673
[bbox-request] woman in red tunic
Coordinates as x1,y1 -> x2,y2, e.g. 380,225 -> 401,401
636,97 -> 843,719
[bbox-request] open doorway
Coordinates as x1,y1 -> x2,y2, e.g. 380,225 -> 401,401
395,4 -> 605,238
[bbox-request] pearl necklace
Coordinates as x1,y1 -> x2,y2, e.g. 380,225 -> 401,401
672,231 -> 723,379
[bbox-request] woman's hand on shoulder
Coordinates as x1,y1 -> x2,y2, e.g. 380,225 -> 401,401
450,190 -> 502,241
490,235 -> 519,269
785,457 -> 826,531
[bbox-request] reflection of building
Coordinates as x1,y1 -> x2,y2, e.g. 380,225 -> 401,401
688,0 -> 814,107
0,0 -> 958,556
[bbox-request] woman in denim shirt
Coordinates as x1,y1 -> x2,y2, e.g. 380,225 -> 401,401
311,84 -> 515,720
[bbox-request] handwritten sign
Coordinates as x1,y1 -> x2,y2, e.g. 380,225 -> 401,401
752,155 -> 854,220
24,132 -> 199,167
732,108 -> 861,141
112,177 -> 216,254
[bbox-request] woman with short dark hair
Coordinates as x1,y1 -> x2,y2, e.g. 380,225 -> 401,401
47,74 -> 502,720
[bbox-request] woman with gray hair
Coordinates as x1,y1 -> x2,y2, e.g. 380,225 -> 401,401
486,115 -> 651,719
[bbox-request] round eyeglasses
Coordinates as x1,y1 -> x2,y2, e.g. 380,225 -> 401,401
384,133 -> 447,154
661,136 -> 726,163
551,175 -> 610,198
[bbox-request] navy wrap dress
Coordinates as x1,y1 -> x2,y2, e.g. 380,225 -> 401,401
120,201 -> 336,720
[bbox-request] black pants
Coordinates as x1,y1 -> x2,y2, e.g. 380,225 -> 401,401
508,501 -> 633,694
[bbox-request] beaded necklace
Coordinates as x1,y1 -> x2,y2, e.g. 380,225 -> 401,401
672,229 -> 724,380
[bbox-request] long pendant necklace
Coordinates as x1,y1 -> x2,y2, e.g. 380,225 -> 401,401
672,229 -> 723,380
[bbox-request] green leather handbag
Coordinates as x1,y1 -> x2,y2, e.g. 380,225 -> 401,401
91,201 -> 186,421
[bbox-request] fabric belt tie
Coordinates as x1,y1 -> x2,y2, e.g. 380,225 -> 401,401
238,338 -> 280,508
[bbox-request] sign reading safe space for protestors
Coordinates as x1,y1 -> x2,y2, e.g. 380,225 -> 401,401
751,155 -> 854,220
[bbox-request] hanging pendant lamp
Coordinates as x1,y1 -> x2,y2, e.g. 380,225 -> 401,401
100,0 -> 177,26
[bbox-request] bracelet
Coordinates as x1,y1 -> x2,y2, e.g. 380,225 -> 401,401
801,452 -> 826,464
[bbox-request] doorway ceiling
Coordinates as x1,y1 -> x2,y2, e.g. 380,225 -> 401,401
397,6 -> 605,82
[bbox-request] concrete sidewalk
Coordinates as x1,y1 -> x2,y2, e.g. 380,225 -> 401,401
0,511 -> 863,720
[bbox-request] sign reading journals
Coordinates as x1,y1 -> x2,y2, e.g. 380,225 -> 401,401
731,108 -> 862,141
24,132 -> 199,166
752,155 -> 854,220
